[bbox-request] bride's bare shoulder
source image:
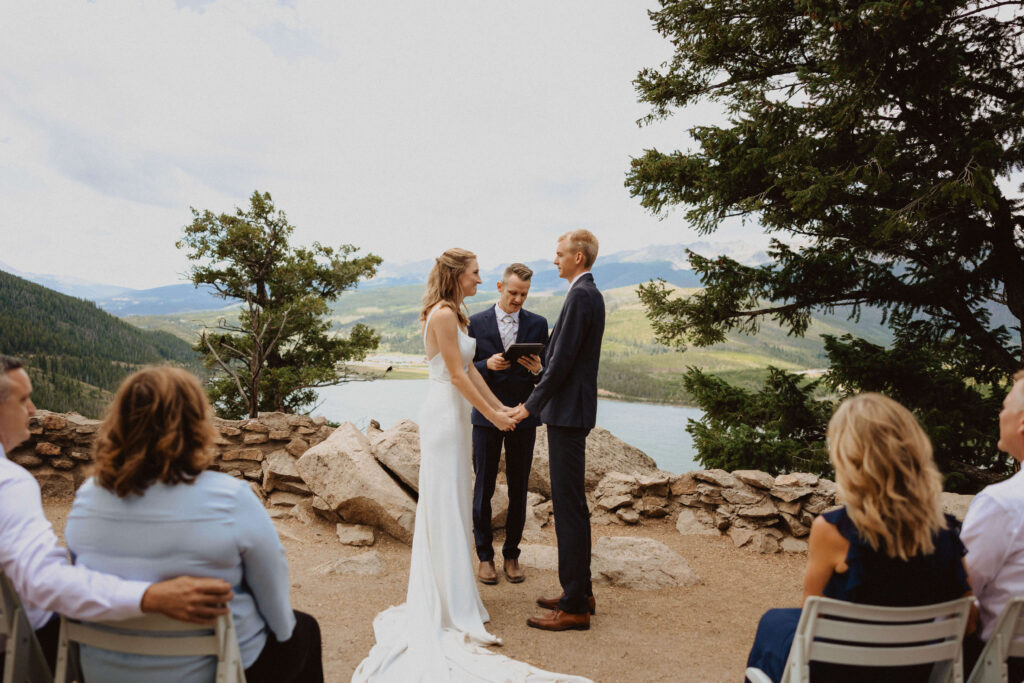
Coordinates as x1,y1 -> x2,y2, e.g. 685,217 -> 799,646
429,305 -> 458,324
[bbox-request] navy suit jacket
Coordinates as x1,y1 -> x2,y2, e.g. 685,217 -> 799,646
468,306 -> 547,429
523,273 -> 605,428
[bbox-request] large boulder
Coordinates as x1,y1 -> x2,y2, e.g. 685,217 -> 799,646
490,483 -> 510,529
518,543 -> 560,571
520,537 -> 701,590
592,536 -> 700,590
367,419 -> 421,493
510,426 -> 662,497
296,422 -> 417,543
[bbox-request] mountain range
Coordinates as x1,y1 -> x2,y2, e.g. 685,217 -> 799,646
1,241 -> 766,317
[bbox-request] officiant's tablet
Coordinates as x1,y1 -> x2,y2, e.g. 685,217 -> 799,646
503,343 -> 545,363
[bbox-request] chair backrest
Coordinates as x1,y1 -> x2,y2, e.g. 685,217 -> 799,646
0,570 -> 52,683
782,596 -> 974,683
53,612 -> 245,683
967,597 -> 1024,683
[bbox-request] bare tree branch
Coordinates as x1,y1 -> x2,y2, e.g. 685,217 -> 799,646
202,331 -> 249,406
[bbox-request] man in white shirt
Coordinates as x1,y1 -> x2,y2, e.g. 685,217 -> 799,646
0,355 -> 234,671
961,369 -> 1024,677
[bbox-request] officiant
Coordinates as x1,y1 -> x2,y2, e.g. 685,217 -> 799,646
468,263 -> 547,585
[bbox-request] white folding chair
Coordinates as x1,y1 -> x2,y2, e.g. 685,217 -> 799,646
967,597 -> 1024,683
53,612 -> 245,683
0,570 -> 51,683
746,596 -> 974,683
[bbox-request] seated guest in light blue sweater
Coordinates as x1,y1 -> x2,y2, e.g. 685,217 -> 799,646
66,367 -> 323,683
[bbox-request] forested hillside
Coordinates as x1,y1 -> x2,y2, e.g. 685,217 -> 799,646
0,270 -> 201,417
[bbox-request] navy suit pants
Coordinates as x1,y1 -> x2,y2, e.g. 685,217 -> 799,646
547,425 -> 593,614
472,425 -> 536,562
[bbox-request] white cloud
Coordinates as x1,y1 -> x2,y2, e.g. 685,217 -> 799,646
0,0 -> 762,289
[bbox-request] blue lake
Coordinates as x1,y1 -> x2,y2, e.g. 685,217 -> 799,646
316,379 -> 703,473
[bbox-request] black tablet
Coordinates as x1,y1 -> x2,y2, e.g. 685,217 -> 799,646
503,342 -> 545,363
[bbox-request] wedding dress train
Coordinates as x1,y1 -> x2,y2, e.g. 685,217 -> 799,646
352,308 -> 591,682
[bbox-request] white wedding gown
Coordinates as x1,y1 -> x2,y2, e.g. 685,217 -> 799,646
352,308 -> 591,683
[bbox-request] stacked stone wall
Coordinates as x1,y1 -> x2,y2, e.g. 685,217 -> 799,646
592,469 -> 838,554
24,411 -> 972,556
9,409 -> 333,505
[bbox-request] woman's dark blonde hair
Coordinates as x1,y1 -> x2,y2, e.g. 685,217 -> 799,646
93,366 -> 216,498
827,393 -> 944,561
420,248 -> 476,328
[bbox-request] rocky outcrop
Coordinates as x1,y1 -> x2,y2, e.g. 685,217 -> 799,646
364,421 -> 662,500
296,423 -> 417,543
510,426 -> 663,497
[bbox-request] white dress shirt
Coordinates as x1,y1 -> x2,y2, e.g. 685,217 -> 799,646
0,444 -> 148,630
67,470 -> 296,681
961,469 -> 1024,640
494,303 -> 519,350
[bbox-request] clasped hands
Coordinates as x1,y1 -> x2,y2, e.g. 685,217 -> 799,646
494,403 -> 530,431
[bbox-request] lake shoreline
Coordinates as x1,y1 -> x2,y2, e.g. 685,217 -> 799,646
348,367 -> 701,408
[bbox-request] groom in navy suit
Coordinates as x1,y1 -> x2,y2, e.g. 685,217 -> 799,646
513,229 -> 604,632
468,263 -> 548,585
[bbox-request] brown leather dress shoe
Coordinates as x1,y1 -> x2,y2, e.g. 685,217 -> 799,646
477,560 -> 498,585
536,592 -> 596,615
526,609 -> 590,631
503,558 -> 525,583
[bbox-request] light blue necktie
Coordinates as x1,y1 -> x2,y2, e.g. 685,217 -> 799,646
501,315 -> 516,351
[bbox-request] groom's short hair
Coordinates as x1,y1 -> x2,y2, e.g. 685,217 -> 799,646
559,229 -> 599,268
502,263 -> 533,282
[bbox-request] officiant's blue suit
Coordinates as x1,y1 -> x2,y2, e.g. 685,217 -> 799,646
468,306 -> 548,563
523,272 -> 605,615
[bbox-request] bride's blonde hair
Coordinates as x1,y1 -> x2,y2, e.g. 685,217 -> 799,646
420,248 -> 476,328
828,393 -> 945,561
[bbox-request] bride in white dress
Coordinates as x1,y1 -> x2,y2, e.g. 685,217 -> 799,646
353,249 -> 591,683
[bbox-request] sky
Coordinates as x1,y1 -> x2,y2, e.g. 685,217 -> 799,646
0,0 -> 764,289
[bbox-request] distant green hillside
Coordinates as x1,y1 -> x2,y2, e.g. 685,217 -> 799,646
128,282 -> 891,406
0,270 -> 201,417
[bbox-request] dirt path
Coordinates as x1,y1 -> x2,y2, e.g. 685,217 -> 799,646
44,500 -> 805,682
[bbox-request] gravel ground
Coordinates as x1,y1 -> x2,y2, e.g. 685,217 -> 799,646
43,499 -> 807,682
